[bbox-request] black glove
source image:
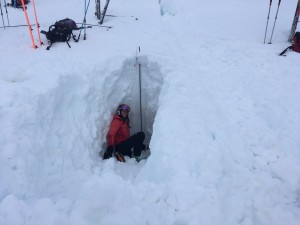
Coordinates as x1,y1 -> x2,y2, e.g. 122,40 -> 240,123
103,146 -> 114,160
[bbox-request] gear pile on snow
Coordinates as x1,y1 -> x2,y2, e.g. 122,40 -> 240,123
41,18 -> 79,50
11,0 -> 30,6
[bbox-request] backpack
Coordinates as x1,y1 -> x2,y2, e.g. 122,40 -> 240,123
279,32 -> 300,56
11,0 -> 29,6
41,18 -> 78,50
292,32 -> 300,53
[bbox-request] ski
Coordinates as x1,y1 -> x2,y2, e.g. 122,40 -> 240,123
100,0 -> 110,24
20,0 -> 37,48
288,0 -> 300,42
31,0 -> 42,46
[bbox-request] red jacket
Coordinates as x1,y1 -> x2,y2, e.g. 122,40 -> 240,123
107,115 -> 130,146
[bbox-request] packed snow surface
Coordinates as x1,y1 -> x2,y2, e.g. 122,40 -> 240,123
1,0 -> 300,224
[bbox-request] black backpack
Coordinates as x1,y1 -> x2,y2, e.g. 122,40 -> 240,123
41,18 -> 78,50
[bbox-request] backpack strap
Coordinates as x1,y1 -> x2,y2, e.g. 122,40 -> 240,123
46,42 -> 53,50
279,46 -> 292,56
65,39 -> 71,48
71,31 -> 78,42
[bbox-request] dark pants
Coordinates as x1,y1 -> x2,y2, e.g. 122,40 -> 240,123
115,131 -> 145,157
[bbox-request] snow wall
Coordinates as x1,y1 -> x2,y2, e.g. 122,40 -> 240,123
2,56 -> 163,200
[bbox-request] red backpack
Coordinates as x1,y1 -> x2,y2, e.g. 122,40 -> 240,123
11,0 -> 29,6
292,32 -> 300,53
279,32 -> 300,56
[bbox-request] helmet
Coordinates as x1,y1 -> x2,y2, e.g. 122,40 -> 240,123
116,104 -> 130,115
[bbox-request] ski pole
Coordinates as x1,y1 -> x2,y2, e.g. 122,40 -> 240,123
268,0 -> 282,44
106,14 -> 139,21
95,0 -> 96,18
84,0 -> 86,40
31,0 -> 42,46
100,0 -> 110,24
0,0 -> 5,29
76,22 -> 112,28
264,0 -> 272,43
95,0 -> 101,20
3,0 -> 10,26
139,58 -> 143,132
75,0 -> 91,41
136,46 -> 143,132
0,23 -> 37,28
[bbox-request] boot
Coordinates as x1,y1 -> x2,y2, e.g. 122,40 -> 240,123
114,152 -> 125,162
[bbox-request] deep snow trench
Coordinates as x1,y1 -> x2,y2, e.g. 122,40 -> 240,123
97,56 -> 163,154
31,56 -> 163,196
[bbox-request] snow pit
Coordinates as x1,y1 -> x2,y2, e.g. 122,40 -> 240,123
97,56 -> 164,157
23,56 -> 163,197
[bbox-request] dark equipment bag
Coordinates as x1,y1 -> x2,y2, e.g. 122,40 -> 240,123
41,18 -> 79,50
279,32 -> 300,56
292,32 -> 300,53
11,0 -> 29,6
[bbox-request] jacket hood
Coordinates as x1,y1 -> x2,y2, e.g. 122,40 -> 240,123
113,114 -> 130,127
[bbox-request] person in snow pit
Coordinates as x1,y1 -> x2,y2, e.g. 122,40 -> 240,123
103,104 -> 146,162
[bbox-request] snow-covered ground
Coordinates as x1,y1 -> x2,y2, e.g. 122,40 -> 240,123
1,0 -> 300,224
